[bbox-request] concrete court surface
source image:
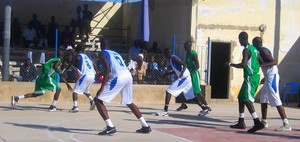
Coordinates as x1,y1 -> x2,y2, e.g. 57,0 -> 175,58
0,102 -> 299,142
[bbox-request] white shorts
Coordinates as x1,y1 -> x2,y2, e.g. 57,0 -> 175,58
97,71 -> 133,105
73,74 -> 95,94
167,75 -> 195,100
260,73 -> 282,107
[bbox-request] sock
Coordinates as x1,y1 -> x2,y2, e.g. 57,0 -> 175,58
283,118 -> 289,125
262,119 -> 267,123
239,113 -> 245,118
51,100 -> 57,106
139,116 -> 149,127
18,95 -> 25,99
251,112 -> 258,119
105,119 -> 114,127
73,101 -> 78,107
164,104 -> 169,112
88,96 -> 93,101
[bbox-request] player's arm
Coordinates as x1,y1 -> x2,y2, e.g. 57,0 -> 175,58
259,48 -> 277,67
172,56 -> 187,78
230,48 -> 250,69
91,56 -> 100,75
96,53 -> 110,97
191,53 -> 200,74
53,61 -> 72,91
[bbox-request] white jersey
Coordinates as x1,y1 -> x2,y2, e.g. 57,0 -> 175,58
101,50 -> 128,76
170,55 -> 190,78
260,47 -> 278,76
77,53 -> 96,75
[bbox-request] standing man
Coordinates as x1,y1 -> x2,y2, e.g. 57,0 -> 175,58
69,45 -> 98,112
156,48 -> 197,116
94,40 -> 151,135
229,32 -> 264,133
252,37 -> 291,131
176,41 -> 211,116
11,58 -> 72,111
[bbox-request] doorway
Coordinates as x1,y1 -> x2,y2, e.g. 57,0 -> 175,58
210,42 -> 231,99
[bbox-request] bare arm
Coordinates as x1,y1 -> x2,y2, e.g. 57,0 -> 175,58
53,61 -> 72,91
96,53 -> 110,97
190,53 -> 200,74
259,48 -> 277,67
230,48 -> 250,69
172,57 -> 187,78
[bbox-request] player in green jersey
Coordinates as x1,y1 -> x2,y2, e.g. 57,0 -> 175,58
11,58 -> 72,111
229,32 -> 264,133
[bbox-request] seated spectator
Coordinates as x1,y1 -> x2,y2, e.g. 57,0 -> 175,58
146,55 -> 159,84
129,39 -> 142,61
132,56 -> 146,84
17,58 -> 38,82
148,41 -> 162,54
126,54 -> 135,73
60,25 -> 74,50
23,23 -> 37,48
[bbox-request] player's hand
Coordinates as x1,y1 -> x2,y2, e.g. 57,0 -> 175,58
260,78 -> 265,84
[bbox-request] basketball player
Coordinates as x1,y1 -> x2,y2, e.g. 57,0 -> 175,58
94,40 -> 151,135
252,36 -> 291,131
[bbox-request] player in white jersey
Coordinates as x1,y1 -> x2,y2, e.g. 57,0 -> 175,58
94,40 -> 151,135
69,45 -> 98,112
156,48 -> 195,117
252,37 -> 291,131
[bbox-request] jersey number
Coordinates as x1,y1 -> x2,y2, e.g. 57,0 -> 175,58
114,54 -> 125,67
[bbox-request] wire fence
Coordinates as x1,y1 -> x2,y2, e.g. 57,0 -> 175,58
0,48 -> 173,85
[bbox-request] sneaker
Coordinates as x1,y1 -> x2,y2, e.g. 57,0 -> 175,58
275,124 -> 292,132
176,103 -> 188,111
247,121 -> 264,133
90,100 -> 96,111
98,126 -> 117,135
48,105 -> 58,112
156,111 -> 169,116
136,126 -> 152,134
11,96 -> 18,107
69,106 -> 79,113
199,107 -> 211,116
230,118 -> 246,129
262,120 -> 269,128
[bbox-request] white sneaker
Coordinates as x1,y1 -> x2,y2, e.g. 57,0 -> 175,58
69,106 -> 79,113
90,101 -> 95,111
156,111 -> 169,116
49,105 -> 58,112
11,96 -> 17,107
275,124 -> 292,132
262,120 -> 269,128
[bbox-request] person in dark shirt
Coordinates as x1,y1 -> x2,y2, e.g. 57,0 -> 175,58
18,58 -> 38,82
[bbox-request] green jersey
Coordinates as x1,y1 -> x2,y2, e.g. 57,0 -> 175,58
186,50 -> 198,71
244,45 -> 260,76
39,58 -> 61,79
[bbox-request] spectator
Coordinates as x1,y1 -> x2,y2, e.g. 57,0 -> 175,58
11,17 -> 22,46
126,54 -> 135,73
28,14 -> 42,35
37,26 -> 48,49
82,4 -> 93,40
148,41 -> 162,54
146,55 -> 159,84
129,39 -> 142,61
132,55 -> 146,84
17,58 -> 38,82
47,16 -> 59,48
61,51 -> 77,83
60,25 -> 74,50
23,23 -> 37,48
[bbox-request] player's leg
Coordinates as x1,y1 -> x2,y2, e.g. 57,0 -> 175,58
84,93 -> 95,110
261,103 -> 268,127
275,105 -> 291,131
69,92 -> 80,112
94,98 -> 116,135
230,99 -> 246,129
156,91 -> 172,116
176,93 -> 188,111
11,93 -> 38,107
127,103 -> 151,133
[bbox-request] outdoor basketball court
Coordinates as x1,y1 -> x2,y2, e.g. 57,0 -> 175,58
0,102 -> 299,142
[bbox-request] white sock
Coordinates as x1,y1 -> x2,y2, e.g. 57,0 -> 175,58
73,101 -> 78,107
251,112 -> 258,119
18,95 -> 25,99
139,116 -> 148,127
105,119 -> 114,127
88,96 -> 93,101
51,100 -> 57,106
239,113 -> 245,118
283,118 -> 289,125
262,119 -> 267,123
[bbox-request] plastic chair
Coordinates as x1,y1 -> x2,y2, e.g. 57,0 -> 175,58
283,82 -> 300,105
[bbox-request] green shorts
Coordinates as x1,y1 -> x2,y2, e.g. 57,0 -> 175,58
191,71 -> 201,95
34,76 -> 60,96
238,74 -> 260,102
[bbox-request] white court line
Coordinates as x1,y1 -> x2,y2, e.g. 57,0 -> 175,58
154,130 -> 193,142
45,116 -> 91,142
